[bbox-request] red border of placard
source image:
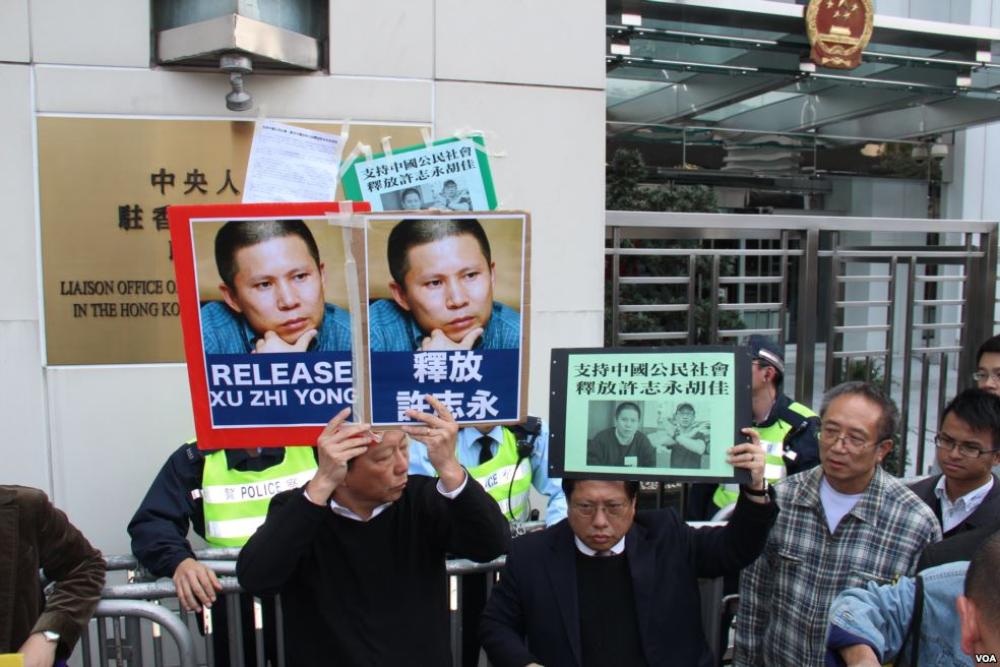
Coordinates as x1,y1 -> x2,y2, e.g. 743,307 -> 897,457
168,201 -> 369,449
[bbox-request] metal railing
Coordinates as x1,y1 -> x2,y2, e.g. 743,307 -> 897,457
75,523 -> 730,667
77,532 -> 545,667
606,211 -> 999,476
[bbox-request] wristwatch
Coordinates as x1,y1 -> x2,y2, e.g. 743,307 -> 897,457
42,630 -> 60,643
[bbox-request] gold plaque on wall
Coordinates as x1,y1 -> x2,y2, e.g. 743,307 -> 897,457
38,117 -> 427,365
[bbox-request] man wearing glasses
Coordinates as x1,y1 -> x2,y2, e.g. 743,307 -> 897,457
479,433 -> 776,667
974,334 -> 1000,396
908,388 -> 1000,538
735,382 -> 940,667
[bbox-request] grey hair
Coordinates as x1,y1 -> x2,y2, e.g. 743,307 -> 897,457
819,381 -> 899,443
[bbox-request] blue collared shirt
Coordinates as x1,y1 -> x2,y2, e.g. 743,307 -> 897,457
201,301 -> 352,354
407,423 -> 567,525
368,299 -> 521,352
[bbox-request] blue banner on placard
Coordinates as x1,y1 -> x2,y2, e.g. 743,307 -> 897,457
205,352 -> 354,426
370,349 -> 519,423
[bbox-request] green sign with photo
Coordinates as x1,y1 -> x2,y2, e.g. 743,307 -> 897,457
549,347 -> 752,482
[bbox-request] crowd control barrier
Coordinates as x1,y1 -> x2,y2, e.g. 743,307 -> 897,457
71,521 -> 729,666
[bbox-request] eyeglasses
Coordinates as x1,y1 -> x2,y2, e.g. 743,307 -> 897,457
571,501 -> 630,517
819,424 -> 879,450
934,433 -> 998,459
972,370 -> 1000,384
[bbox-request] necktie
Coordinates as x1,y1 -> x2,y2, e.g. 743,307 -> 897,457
596,550 -> 613,557
476,436 -> 493,465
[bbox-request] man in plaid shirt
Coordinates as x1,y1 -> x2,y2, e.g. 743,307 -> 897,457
734,382 -> 940,666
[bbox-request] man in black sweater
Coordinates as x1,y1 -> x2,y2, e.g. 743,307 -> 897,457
480,430 -> 777,667
237,397 -> 510,666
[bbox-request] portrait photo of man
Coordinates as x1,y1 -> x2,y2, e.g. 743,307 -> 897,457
367,216 -> 523,352
380,186 -> 427,212
433,179 -> 473,211
648,401 -> 711,469
586,401 -> 659,468
198,218 -> 352,355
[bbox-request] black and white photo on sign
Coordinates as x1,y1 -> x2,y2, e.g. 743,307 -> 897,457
379,177 -> 475,212
380,185 -> 432,211
585,399 -> 712,470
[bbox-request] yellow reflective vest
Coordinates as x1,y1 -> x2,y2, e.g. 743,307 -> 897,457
468,428 -> 533,521
201,447 -> 317,547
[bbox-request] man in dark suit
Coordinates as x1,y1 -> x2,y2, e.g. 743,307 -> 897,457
479,433 -> 777,667
909,388 -> 1000,538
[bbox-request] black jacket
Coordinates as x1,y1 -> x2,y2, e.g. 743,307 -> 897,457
908,473 -> 1000,539
480,492 -> 777,667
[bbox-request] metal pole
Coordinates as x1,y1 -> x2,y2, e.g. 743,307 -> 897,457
687,255 -> 697,344
797,228 -> 820,403
97,617 -> 109,666
900,258 -> 917,478
611,226 -> 622,346
226,592 -> 243,667
884,257 -> 898,394
916,354 -> 931,476
778,231 -> 789,349
711,256 -> 720,343
824,235 -> 841,392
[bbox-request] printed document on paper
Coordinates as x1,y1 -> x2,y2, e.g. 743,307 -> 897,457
242,121 -> 345,203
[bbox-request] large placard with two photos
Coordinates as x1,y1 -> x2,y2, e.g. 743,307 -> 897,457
549,347 -> 752,483
360,212 -> 529,427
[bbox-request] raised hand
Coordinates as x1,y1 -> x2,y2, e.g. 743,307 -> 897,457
419,327 -> 483,351
401,395 -> 465,492
305,407 -> 376,504
254,329 -> 318,354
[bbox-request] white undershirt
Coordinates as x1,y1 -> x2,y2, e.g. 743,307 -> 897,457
819,477 -> 864,533
934,475 -> 994,533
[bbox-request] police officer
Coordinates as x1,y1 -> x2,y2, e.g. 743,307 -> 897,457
714,335 -> 820,513
408,419 -> 566,667
686,336 -> 820,521
128,443 -> 317,665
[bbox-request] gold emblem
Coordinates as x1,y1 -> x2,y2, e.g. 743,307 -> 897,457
805,0 -> 874,70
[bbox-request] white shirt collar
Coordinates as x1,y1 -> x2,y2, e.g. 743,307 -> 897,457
461,425 -> 504,449
574,535 -> 626,557
328,497 -> 392,522
934,474 -> 994,509
310,473 -> 469,522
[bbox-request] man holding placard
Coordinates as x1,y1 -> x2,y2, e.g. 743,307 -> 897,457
237,398 -> 510,666
479,431 -> 775,667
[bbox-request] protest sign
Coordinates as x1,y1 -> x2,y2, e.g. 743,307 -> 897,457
169,201 -> 369,449
549,347 -> 752,483
360,212 -> 529,426
341,135 -> 497,212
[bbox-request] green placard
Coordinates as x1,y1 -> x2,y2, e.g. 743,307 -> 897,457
341,135 -> 497,212
549,347 -> 752,483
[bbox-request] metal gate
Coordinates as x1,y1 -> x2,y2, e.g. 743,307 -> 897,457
606,211 -> 998,476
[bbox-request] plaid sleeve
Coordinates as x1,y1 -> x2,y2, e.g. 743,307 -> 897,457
734,547 -> 772,666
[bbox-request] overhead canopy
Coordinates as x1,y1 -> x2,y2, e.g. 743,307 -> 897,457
607,0 -> 1000,145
